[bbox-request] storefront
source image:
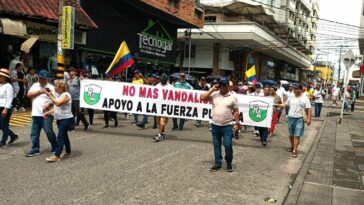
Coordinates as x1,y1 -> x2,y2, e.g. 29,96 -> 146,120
0,0 -> 97,73
81,0 -> 198,78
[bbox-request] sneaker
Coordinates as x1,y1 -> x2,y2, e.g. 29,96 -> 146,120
153,134 -> 162,142
103,125 -> 109,129
254,130 -> 260,136
172,126 -> 178,130
152,125 -> 158,129
84,123 -> 89,131
210,165 -> 222,172
162,133 -> 167,140
25,150 -> 40,157
61,152 -> 73,159
0,144 -> 6,149
227,164 -> 233,172
19,107 -> 26,112
209,127 -> 212,132
114,120 -> 119,127
8,135 -> 19,144
262,141 -> 267,146
46,155 -> 61,162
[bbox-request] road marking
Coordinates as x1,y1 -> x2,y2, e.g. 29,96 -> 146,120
10,112 -> 31,127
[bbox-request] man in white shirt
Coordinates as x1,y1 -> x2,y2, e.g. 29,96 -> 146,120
313,85 -> 324,117
25,70 -> 57,157
275,84 -> 312,158
276,81 -> 285,122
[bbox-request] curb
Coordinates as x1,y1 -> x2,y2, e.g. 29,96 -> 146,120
283,117 -> 328,205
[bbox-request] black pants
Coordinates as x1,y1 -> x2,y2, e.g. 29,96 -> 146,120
72,100 -> 88,126
104,111 -> 118,126
16,87 -> 25,109
79,108 -> 94,125
351,100 -> 355,112
173,118 -> 185,129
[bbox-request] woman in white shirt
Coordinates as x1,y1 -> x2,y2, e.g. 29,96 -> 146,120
0,68 -> 19,148
44,80 -> 74,162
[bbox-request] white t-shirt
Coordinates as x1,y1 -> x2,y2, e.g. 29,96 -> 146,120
156,82 -> 173,89
286,91 -> 295,103
286,95 -> 312,118
332,87 -> 340,96
28,83 -> 55,117
313,90 -> 324,103
0,83 -> 13,109
54,92 -> 73,120
276,87 -> 285,102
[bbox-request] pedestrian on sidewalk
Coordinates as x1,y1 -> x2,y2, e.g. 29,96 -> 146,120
154,74 -> 173,142
269,86 -> 282,137
0,68 -> 19,148
332,84 -> 340,106
25,70 -> 57,157
202,77 -> 240,172
172,72 -> 193,130
68,67 -> 89,130
103,74 -> 118,128
275,83 -> 312,158
10,63 -> 21,112
44,80 -> 74,162
350,85 -> 358,112
313,85 -> 324,117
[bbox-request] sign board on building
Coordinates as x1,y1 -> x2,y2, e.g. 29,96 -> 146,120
136,19 -> 176,64
62,6 -> 75,49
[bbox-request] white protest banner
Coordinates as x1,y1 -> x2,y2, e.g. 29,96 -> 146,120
80,79 -> 274,128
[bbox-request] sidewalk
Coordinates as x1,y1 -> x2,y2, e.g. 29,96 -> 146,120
284,109 -> 364,205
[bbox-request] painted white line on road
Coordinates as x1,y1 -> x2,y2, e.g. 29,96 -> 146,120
305,181 -> 364,193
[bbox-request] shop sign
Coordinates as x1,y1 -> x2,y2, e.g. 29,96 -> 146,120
62,6 -> 75,49
137,19 -> 176,63
26,21 -> 57,42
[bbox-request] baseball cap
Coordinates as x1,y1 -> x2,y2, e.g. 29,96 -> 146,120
219,77 -> 229,85
292,83 -> 303,89
200,76 -> 206,81
38,70 -> 50,79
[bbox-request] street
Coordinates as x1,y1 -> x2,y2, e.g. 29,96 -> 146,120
0,110 -> 321,205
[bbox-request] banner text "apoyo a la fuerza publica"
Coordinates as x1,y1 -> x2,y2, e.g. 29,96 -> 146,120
80,79 -> 274,128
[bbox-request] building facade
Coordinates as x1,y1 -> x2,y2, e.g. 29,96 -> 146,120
358,0 -> 364,97
0,0 -> 97,72
80,0 -> 204,76
177,0 -> 319,82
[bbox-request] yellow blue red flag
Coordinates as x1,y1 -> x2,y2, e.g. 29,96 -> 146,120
105,41 -> 135,76
245,65 -> 257,83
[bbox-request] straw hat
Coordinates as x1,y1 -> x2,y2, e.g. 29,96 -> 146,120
0,68 -> 11,79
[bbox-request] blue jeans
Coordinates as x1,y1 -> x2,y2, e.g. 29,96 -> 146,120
0,108 -> 12,145
30,116 -> 57,152
314,103 -> 322,117
134,114 -> 148,125
258,127 -> 269,143
288,117 -> 305,137
55,118 -> 73,157
344,101 -> 349,112
211,124 -> 233,166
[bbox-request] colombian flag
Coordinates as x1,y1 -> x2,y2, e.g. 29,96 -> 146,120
245,65 -> 257,83
105,41 -> 135,76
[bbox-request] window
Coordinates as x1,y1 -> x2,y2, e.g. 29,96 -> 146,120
289,11 -> 295,20
168,0 -> 180,8
204,16 -> 217,22
195,9 -> 203,20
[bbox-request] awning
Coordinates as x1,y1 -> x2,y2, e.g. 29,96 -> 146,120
21,36 -> 39,53
0,18 -> 26,37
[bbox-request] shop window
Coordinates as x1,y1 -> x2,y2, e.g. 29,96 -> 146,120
168,0 -> 180,8
185,44 -> 196,58
204,16 -> 217,23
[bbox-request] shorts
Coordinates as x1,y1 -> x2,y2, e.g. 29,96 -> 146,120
288,117 -> 305,137
157,117 -> 168,126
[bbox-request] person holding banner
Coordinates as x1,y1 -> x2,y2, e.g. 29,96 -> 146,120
257,87 -> 271,146
154,74 -> 173,142
103,75 -> 118,128
132,70 -> 148,129
275,84 -> 312,158
173,73 -> 193,131
202,77 -> 240,172
269,87 -> 282,137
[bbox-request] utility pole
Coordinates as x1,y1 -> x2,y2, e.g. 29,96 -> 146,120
337,45 -> 342,85
188,28 -> 192,75
56,0 -> 65,79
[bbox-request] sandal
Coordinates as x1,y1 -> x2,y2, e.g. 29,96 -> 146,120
287,147 -> 293,152
292,151 -> 297,158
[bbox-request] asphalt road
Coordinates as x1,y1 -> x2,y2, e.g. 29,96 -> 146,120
0,114 -> 321,205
